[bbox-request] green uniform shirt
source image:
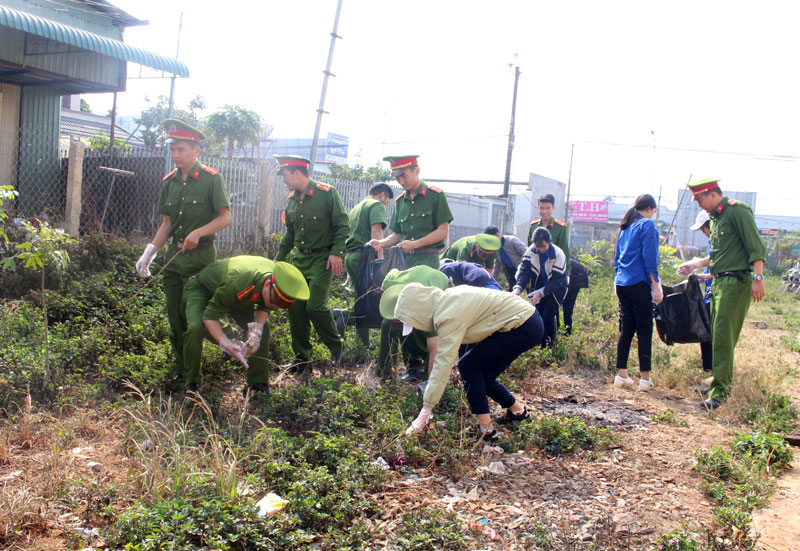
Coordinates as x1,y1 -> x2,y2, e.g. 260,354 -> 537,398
157,161 -> 230,243
708,197 -> 765,274
194,256 -> 275,321
345,196 -> 386,251
441,236 -> 495,270
389,182 -> 453,248
276,180 -> 350,260
528,218 -> 570,274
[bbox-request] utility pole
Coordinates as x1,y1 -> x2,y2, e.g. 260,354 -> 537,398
309,0 -> 344,175
164,11 -> 184,174
564,143 -> 574,231
502,64 -> 521,234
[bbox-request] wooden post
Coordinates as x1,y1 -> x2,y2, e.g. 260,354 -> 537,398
255,164 -> 274,249
64,139 -> 84,237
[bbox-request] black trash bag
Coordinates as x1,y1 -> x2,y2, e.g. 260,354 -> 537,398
654,274 -> 712,345
353,245 -> 407,328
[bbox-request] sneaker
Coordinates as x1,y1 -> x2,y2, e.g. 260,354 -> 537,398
481,428 -> 501,443
493,407 -> 531,426
639,378 -> 654,391
694,387 -> 710,396
700,397 -> 721,411
614,375 -> 635,388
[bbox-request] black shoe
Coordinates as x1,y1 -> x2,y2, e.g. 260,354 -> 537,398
172,374 -> 184,382
694,387 -> 710,396
700,397 -> 721,411
331,349 -> 346,367
401,369 -> 422,383
186,384 -> 199,394
244,383 -> 270,396
493,407 -> 532,426
287,358 -> 310,373
481,429 -> 501,443
333,309 -> 347,340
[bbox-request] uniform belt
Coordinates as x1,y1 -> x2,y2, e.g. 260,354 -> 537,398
713,270 -> 750,283
173,239 -> 214,249
299,246 -> 332,254
407,246 -> 442,255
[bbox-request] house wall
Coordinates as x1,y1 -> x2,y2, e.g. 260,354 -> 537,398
0,83 -> 21,189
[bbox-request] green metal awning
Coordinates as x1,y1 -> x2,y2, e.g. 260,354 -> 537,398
0,5 -> 189,77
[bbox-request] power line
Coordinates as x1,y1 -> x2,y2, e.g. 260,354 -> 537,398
583,140 -> 800,163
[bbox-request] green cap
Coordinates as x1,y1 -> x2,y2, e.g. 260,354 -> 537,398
379,266 -> 449,320
474,233 -> 501,253
273,261 -> 310,301
687,178 -> 721,196
163,118 -> 205,143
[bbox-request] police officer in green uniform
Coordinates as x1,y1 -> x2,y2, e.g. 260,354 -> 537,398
368,155 -> 454,380
182,257 -> 309,393
376,265 -> 450,381
136,119 -> 231,386
274,155 -> 349,369
336,183 -> 393,347
440,233 -> 501,270
528,193 -> 570,272
677,179 -> 765,410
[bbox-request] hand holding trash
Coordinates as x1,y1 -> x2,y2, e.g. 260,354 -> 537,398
136,244 -> 157,277
529,289 -> 544,305
676,259 -> 701,277
405,406 -> 433,435
219,336 -> 248,368
244,322 -> 263,358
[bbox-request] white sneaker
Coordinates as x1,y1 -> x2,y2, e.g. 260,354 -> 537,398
614,375 -> 634,388
639,378 -> 654,391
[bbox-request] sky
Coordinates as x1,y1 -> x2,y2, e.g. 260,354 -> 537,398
89,0 -> 800,216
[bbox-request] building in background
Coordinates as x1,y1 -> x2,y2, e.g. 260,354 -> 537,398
272,132 -> 349,174
60,95 -> 144,149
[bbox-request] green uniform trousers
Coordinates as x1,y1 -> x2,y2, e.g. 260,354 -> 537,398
182,279 -> 271,386
375,251 -> 439,378
709,275 -> 752,399
344,250 -> 370,347
288,252 -> 343,361
162,244 -> 217,376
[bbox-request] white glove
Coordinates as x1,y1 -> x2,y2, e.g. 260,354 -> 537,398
244,322 -> 264,358
676,260 -> 700,277
529,289 -> 544,305
511,287 -> 522,296
136,244 -> 157,277
219,336 -> 249,368
405,407 -> 433,435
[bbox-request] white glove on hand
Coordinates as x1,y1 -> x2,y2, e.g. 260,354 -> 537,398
405,407 -> 433,435
511,287 -> 522,296
219,336 -> 249,368
676,260 -> 700,277
529,289 -> 544,305
244,322 -> 264,358
136,244 -> 157,278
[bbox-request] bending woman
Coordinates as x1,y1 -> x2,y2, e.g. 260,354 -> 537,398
380,283 -> 544,442
614,194 -> 663,391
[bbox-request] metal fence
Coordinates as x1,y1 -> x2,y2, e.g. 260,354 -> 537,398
7,135 -> 512,256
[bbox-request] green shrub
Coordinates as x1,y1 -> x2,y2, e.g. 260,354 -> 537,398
510,415 -> 617,456
740,393 -> 798,435
655,526 -> 702,550
392,507 -> 468,550
695,446 -> 740,481
731,432 -> 794,470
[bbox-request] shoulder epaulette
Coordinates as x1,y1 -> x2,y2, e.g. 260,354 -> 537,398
202,165 -> 219,175
236,285 -> 256,301
162,168 -> 177,181
428,185 -> 443,193
530,218 -> 541,225
555,219 -> 566,226
395,192 -> 406,202
316,183 -> 332,191
728,199 -> 738,205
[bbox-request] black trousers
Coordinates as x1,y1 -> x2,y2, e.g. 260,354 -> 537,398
502,263 -> 518,291
700,301 -> 713,372
615,281 -> 653,373
538,294 -> 560,347
457,311 -> 544,414
561,286 -> 581,335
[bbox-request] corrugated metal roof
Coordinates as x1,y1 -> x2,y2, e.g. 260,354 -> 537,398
0,5 -> 189,77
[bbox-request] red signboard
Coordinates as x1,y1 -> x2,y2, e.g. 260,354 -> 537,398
570,200 -> 609,222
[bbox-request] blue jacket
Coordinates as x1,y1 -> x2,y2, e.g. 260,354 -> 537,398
614,216 -> 660,287
514,243 -> 568,301
440,261 -> 501,289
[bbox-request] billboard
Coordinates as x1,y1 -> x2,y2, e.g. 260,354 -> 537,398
325,132 -> 348,164
570,200 -> 609,222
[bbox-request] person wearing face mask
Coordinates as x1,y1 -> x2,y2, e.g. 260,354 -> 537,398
613,194 -> 663,392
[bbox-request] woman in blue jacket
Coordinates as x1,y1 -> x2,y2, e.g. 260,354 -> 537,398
614,194 -> 663,391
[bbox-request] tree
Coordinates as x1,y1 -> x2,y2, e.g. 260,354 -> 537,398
89,132 -> 131,152
329,162 -> 392,183
135,95 -> 206,149
80,98 -> 92,113
0,185 -> 18,245
2,220 -> 76,377
204,105 -> 262,160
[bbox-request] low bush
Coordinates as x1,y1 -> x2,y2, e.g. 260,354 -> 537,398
507,415 -> 617,456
